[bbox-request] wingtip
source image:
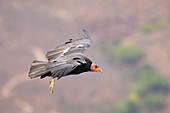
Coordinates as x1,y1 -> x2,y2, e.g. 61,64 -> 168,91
82,29 -> 89,36
83,29 -> 89,34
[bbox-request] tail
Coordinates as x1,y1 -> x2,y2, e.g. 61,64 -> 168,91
28,60 -> 51,79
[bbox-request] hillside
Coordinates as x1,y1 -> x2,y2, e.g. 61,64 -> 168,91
0,0 -> 170,113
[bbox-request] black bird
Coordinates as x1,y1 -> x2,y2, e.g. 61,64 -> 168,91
28,29 -> 102,94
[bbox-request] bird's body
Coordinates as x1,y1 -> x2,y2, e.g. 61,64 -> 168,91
28,29 -> 102,94
67,56 -> 92,75
36,55 -> 92,79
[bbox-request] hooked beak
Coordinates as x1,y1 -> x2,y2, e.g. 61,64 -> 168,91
91,63 -> 103,73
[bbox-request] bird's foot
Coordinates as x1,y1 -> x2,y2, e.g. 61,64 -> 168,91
49,78 -> 55,94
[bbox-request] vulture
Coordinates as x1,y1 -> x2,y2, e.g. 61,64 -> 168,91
28,29 -> 102,94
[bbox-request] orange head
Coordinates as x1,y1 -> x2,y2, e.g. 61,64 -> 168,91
90,63 -> 102,72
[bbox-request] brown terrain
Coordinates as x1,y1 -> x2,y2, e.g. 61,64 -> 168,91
0,0 -> 170,113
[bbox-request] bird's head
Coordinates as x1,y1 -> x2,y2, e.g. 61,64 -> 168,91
90,63 -> 102,72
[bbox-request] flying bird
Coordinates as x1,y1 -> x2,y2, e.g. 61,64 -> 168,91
28,29 -> 102,94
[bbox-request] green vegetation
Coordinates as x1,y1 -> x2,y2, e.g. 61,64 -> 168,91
142,94 -> 164,111
130,64 -> 169,96
137,20 -> 169,34
104,43 -> 169,113
114,92 -> 140,113
109,44 -> 144,64
113,45 -> 143,64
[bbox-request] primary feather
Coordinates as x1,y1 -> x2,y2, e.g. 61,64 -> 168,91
28,29 -> 92,79
46,29 -> 92,62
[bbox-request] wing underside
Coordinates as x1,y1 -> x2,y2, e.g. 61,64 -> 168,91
44,29 -> 91,79
46,29 -> 92,62
47,55 -> 87,79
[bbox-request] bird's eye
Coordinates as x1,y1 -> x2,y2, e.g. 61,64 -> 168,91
95,65 -> 98,69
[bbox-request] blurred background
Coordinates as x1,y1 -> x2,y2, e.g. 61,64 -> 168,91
0,0 -> 170,113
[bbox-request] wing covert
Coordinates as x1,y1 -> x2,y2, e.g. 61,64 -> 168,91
46,29 -> 92,62
47,55 -> 87,79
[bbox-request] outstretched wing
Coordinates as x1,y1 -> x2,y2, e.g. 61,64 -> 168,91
47,54 -> 87,79
46,29 -> 92,62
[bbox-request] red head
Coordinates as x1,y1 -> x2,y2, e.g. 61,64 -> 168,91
90,63 -> 102,72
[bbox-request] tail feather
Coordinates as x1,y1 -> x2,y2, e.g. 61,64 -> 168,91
28,60 -> 50,79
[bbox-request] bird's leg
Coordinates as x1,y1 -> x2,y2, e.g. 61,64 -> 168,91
49,78 -> 55,94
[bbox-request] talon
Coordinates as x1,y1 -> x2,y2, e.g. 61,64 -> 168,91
49,78 -> 55,94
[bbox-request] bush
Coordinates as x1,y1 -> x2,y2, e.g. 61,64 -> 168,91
114,94 -> 140,113
137,20 -> 169,34
111,44 -> 144,64
130,64 -> 169,96
138,24 -> 153,33
142,94 -> 164,111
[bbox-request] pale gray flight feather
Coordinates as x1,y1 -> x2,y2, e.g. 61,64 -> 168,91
46,29 -> 92,62
47,55 -> 86,79
29,29 -> 92,79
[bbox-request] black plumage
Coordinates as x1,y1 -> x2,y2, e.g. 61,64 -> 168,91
28,29 -> 93,80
